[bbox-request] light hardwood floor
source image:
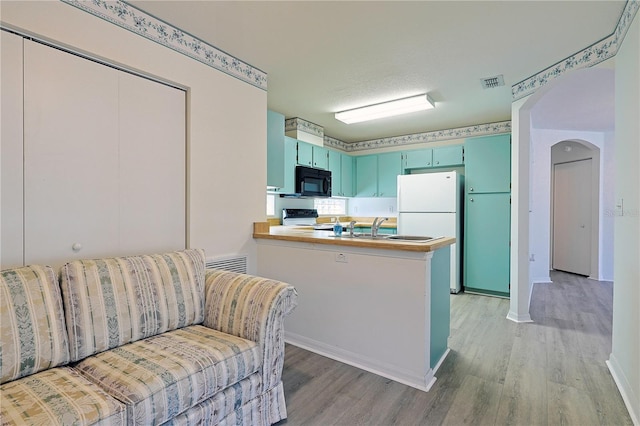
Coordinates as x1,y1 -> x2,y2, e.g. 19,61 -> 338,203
276,271 -> 632,425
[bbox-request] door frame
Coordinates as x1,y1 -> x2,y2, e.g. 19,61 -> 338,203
549,140 -> 600,279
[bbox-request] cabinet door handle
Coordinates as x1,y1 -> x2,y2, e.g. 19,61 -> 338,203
469,198 -> 474,202
435,161 -> 440,165
470,187 -> 474,192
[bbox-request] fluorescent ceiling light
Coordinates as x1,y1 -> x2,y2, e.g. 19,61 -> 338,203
335,94 -> 435,124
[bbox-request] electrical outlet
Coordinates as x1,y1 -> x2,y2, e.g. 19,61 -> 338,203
388,205 -> 395,213
335,253 -> 347,263
529,254 -> 535,262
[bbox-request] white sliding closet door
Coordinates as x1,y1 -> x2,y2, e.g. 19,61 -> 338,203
1,31 -> 25,268
118,72 -> 186,255
24,40 -> 120,266
23,40 -> 186,268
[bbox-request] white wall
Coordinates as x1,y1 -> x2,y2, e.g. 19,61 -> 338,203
610,9 -> 640,424
348,197 -> 398,217
1,2 -> 267,273
529,129 -> 614,282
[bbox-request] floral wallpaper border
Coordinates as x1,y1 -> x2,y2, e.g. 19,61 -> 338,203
285,118 -> 324,139
61,0 -> 636,152
325,121 -> 512,152
512,0 -> 639,100
60,0 -> 268,91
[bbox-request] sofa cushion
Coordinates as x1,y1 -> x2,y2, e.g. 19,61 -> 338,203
60,249 -> 205,361
1,265 -> 70,384
74,324 -> 261,425
0,366 -> 126,425
165,373 -> 262,426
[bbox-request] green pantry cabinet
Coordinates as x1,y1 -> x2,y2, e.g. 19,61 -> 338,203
463,134 -> 511,297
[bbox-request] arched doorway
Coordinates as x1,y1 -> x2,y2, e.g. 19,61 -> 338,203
508,67 -> 614,322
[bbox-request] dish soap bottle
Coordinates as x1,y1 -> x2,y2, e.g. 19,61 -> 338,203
333,217 -> 343,237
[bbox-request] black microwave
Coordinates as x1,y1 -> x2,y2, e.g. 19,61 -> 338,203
295,165 -> 332,197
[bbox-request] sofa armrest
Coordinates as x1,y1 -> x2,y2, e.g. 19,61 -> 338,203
202,269 -> 297,391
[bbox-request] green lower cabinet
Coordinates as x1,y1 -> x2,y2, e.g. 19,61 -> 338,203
464,192 -> 511,296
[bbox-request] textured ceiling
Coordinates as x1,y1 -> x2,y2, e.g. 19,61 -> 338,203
130,1 -> 625,143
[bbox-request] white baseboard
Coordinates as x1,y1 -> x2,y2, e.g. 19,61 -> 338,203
285,331 -> 438,392
506,310 -> 533,323
607,354 -> 639,425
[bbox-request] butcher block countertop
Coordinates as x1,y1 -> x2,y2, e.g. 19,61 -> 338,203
253,222 -> 454,253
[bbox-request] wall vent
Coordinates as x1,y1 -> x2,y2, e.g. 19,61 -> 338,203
205,255 -> 247,274
481,75 -> 505,89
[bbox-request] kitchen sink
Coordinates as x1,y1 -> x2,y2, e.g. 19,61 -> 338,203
386,235 -> 441,242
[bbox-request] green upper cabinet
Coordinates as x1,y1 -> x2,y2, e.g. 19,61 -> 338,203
341,153 -> 354,197
402,145 -> 464,172
355,152 -> 402,197
267,110 -> 285,188
328,150 -> 342,195
403,149 -> 432,169
355,155 -> 378,197
328,150 -> 354,197
312,145 -> 329,170
296,141 -> 313,167
432,145 -> 464,167
464,134 -> 511,193
293,139 -> 328,169
281,136 -> 297,194
377,152 -> 402,197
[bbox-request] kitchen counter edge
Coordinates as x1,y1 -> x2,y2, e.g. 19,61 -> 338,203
253,223 -> 455,252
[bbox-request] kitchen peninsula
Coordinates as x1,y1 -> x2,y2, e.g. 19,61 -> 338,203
253,223 -> 454,391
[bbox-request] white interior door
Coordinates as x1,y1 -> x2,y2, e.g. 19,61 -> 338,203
552,159 -> 592,275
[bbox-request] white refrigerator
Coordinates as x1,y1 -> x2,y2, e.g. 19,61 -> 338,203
397,171 -> 463,293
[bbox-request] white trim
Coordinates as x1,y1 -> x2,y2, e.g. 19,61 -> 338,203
506,310 -> 533,323
285,331 -> 437,392
607,354 -> 640,425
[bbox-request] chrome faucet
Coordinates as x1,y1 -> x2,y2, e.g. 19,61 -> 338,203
348,220 -> 357,237
371,217 -> 389,237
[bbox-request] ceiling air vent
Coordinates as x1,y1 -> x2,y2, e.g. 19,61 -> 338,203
481,75 -> 505,89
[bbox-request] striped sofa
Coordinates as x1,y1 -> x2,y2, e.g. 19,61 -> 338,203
0,249 -> 298,425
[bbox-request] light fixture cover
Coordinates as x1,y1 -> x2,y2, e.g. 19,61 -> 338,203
335,94 -> 435,124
